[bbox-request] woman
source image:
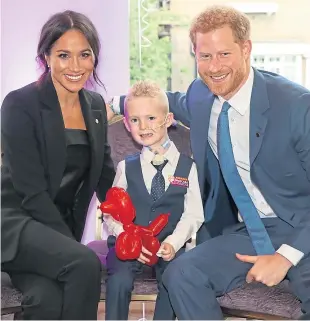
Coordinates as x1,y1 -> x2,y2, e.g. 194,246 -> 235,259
1,10 -> 115,319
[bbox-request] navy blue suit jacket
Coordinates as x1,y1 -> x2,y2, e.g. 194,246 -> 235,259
120,69 -> 310,255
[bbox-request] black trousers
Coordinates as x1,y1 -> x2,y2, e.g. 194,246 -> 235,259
2,220 -> 102,320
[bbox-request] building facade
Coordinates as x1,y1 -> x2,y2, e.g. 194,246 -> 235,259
167,0 -> 310,91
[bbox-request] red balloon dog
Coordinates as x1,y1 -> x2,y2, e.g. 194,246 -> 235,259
99,187 -> 169,265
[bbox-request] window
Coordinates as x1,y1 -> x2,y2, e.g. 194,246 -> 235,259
251,43 -> 310,88
251,54 -> 303,85
158,0 -> 170,10
129,1 -> 310,91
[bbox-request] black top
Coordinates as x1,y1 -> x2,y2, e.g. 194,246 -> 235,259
1,74 -> 115,263
55,129 -> 90,230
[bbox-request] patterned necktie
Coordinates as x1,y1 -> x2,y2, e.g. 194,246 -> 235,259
217,101 -> 275,255
151,160 -> 168,202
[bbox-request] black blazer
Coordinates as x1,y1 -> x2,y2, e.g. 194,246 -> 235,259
1,75 -> 115,263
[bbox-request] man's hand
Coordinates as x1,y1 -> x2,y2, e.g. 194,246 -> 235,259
158,242 -> 176,261
236,252 -> 293,287
137,246 -> 152,264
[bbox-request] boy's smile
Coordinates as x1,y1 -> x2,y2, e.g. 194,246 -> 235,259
124,96 -> 173,153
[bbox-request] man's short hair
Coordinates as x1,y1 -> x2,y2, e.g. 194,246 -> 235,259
190,5 -> 251,49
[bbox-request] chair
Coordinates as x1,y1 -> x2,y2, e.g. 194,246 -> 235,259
218,282 -> 302,319
89,240 -> 302,320
2,247 -> 302,320
107,117 -> 192,166
100,118 -> 303,320
1,119 -> 303,320
1,272 -> 22,319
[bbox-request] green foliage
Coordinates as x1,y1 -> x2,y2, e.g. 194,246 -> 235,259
129,0 -> 189,89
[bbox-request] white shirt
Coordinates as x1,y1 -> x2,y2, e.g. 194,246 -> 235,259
112,71 -> 304,265
209,67 -> 303,266
103,141 -> 204,253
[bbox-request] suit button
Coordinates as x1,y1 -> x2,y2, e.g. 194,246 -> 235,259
151,208 -> 155,212
149,220 -> 152,224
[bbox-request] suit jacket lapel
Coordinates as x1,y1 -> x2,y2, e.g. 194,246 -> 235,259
39,75 -> 105,198
250,69 -> 270,167
39,75 -> 66,198
80,90 -> 105,187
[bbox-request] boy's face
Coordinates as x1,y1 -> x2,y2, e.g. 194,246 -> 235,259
124,96 -> 173,150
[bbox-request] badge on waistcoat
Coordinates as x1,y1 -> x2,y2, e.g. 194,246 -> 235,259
168,175 -> 189,188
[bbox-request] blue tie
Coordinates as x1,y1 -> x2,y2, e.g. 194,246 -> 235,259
151,160 -> 168,202
217,102 -> 275,255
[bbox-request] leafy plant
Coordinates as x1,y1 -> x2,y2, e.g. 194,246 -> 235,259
130,0 -> 189,89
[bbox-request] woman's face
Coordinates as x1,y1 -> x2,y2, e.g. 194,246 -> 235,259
45,29 -> 95,94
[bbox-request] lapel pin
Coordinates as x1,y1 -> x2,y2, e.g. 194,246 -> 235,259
95,119 -> 99,124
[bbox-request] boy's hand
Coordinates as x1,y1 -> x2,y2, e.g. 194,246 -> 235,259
158,242 -> 176,261
137,246 -> 152,264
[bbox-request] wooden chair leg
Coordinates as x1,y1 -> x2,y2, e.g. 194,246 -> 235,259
1,306 -> 23,318
221,307 -> 290,320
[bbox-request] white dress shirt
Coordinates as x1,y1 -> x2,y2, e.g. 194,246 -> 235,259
209,67 -> 304,266
104,141 -> 204,253
111,70 -> 304,265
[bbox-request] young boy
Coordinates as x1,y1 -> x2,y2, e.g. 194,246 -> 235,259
104,80 -> 204,320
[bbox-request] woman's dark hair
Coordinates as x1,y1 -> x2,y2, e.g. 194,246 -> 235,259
37,10 -> 104,87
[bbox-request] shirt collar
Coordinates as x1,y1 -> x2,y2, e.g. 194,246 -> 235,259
218,67 -> 254,116
141,140 -> 179,165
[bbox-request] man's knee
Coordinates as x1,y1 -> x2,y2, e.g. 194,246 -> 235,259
22,279 -> 63,319
162,256 -> 190,290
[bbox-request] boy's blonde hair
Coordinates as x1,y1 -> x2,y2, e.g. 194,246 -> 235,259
190,5 -> 251,50
124,80 -> 169,114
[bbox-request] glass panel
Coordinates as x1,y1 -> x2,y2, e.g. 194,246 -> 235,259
129,1 -> 307,90
251,54 -> 302,84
